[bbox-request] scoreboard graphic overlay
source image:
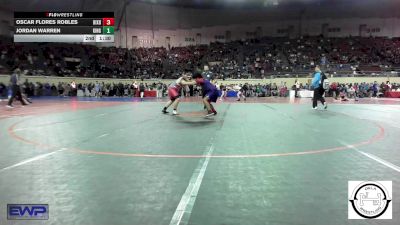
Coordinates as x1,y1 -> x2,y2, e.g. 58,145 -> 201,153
14,12 -> 114,43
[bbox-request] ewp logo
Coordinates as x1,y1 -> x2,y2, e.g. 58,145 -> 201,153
7,204 -> 49,220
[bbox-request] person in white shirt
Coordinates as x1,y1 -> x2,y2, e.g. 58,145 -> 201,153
295,79 -> 300,98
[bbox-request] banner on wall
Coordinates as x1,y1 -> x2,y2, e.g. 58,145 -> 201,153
209,61 -> 222,66
138,39 -> 153,47
185,37 -> 195,42
64,57 -> 81,62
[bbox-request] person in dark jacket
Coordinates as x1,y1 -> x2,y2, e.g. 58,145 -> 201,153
7,69 -> 27,108
311,66 -> 328,110
139,83 -> 145,100
372,81 -> 378,98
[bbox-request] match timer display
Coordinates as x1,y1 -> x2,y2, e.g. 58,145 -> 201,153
14,12 -> 115,43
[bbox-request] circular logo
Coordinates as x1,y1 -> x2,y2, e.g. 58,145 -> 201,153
349,181 -> 391,219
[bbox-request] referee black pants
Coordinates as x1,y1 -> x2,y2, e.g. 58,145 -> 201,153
8,85 -> 25,106
313,87 -> 325,108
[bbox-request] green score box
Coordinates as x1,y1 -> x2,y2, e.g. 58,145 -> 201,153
102,26 -> 114,34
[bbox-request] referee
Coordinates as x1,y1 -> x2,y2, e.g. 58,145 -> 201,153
7,68 -> 27,108
311,66 -> 328,110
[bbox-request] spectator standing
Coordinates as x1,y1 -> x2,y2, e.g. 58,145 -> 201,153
372,81 -> 378,98
7,68 -> 27,108
156,83 -> 163,98
139,82 -> 145,100
311,66 -> 328,110
95,82 -> 100,97
295,79 -> 300,97
132,81 -> 138,97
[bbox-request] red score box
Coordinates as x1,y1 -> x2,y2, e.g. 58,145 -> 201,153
102,18 -> 114,26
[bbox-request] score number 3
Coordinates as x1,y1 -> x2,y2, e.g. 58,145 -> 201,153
102,18 -> 114,26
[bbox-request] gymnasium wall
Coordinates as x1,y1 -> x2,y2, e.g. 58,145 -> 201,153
0,8 -> 12,37
114,1 -> 400,48
1,1 -> 400,48
1,75 -> 399,88
115,17 -> 400,48
130,1 -> 400,30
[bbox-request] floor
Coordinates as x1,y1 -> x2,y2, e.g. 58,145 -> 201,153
0,96 -> 399,225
